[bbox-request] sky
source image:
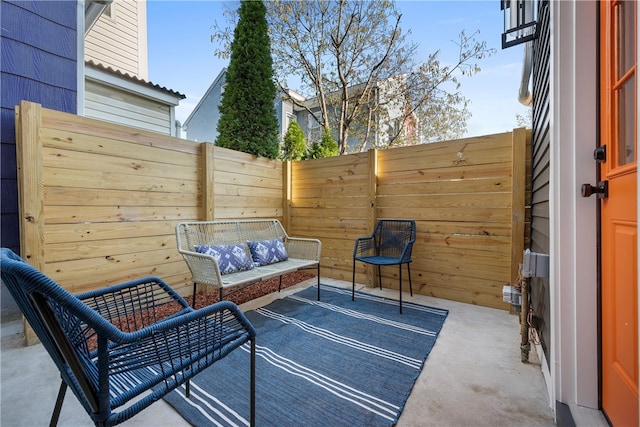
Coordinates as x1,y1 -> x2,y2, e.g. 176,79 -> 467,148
146,1 -> 531,139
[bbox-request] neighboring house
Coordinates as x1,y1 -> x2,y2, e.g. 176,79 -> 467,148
0,0 -> 184,319
184,68 -> 298,144
84,60 -> 184,136
84,0 -> 184,136
512,0 -> 638,425
85,0 -> 148,79
293,75 -> 419,151
184,68 -> 415,152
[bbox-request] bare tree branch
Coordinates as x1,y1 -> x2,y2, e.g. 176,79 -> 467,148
211,1 -> 494,154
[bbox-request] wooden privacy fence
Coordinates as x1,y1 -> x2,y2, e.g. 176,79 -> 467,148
288,129 -> 530,309
15,100 -> 529,335
15,101 -> 283,299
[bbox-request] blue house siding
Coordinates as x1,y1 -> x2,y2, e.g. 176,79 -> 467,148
0,0 -> 78,254
185,89 -> 223,143
184,71 -> 226,143
1,0 -> 78,321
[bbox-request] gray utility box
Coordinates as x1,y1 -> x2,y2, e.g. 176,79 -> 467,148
522,249 -> 549,278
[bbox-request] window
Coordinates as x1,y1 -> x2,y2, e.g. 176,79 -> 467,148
102,2 -> 115,21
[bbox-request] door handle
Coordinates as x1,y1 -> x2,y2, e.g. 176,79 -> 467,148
581,181 -> 608,199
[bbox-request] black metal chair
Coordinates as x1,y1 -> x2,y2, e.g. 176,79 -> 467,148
352,219 -> 416,313
0,248 -> 256,427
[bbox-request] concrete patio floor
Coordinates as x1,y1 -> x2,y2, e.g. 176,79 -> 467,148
1,278 -> 556,426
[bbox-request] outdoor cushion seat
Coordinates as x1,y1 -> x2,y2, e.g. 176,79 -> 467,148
0,248 -> 256,427
352,219 -> 416,313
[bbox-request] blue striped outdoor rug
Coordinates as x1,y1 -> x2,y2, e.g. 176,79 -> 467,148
164,284 -> 448,426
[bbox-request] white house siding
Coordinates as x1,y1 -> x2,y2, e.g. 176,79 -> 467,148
84,0 -> 147,80
85,79 -> 172,135
549,0 -> 600,419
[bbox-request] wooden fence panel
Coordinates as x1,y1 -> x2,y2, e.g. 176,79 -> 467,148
288,131 -> 528,309
15,100 -> 528,343
15,101 -> 284,311
376,132 -> 520,308
16,101 -> 201,302
288,152 -> 372,282
211,146 -> 284,221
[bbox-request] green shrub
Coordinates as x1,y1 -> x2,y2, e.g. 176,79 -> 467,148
307,127 -> 338,159
282,121 -> 307,161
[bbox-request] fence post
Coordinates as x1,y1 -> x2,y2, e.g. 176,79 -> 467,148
365,148 -> 378,287
202,142 -> 215,221
511,128 -> 527,285
282,161 -> 292,230
16,101 -> 45,270
15,100 -> 44,345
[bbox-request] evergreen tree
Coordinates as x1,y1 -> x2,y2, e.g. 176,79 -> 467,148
216,0 -> 279,159
282,121 -> 307,161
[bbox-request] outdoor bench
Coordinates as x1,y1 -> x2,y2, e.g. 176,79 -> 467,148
176,219 -> 321,306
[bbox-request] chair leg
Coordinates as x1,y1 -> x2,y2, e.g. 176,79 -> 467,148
250,338 -> 256,427
185,379 -> 191,398
49,380 -> 67,427
407,263 -> 413,296
278,275 -> 282,292
317,263 -> 321,301
191,282 -> 197,308
378,265 -> 382,290
399,264 -> 403,314
352,259 -> 356,301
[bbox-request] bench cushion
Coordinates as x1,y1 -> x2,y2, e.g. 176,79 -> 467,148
195,244 -> 254,275
218,258 -> 318,288
247,238 -> 289,266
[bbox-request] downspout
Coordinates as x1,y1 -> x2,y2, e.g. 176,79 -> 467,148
518,41 -> 533,363
519,41 -> 534,106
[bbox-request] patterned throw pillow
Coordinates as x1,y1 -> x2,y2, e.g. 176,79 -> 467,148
247,238 -> 289,266
194,244 -> 254,275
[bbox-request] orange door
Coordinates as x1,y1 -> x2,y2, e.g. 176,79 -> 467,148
599,1 -> 638,426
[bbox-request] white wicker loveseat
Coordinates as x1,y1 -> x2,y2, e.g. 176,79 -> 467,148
176,220 -> 321,306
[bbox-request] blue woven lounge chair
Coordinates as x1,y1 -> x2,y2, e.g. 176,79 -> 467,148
0,248 -> 256,427
352,219 -> 416,313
